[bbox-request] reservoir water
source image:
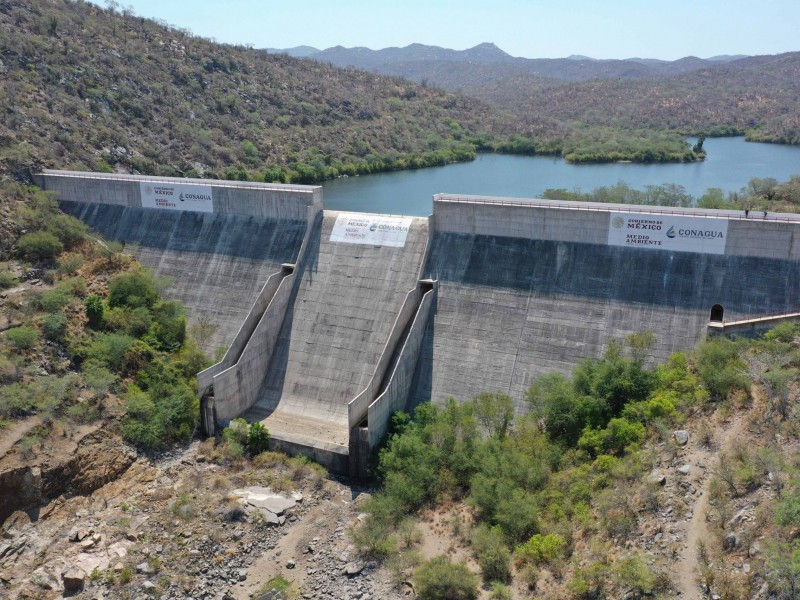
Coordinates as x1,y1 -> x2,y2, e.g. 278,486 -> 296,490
323,137 -> 800,216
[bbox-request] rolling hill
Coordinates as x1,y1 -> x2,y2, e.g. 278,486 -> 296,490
0,1 -> 528,183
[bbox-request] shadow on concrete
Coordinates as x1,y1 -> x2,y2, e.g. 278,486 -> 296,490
59,201 -> 305,262
428,232 -> 800,316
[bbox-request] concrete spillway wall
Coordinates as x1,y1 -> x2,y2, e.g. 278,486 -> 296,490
411,195 -> 800,412
37,171 -> 321,352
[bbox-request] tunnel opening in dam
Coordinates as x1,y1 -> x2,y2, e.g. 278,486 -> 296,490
710,303 -> 725,322
36,171 -> 800,478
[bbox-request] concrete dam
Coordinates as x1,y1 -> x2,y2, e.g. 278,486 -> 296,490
38,171 -> 800,477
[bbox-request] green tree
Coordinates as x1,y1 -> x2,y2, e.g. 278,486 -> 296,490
84,295 -> 104,329
472,392 -> 514,439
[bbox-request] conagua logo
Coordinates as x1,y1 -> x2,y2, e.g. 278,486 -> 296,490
369,223 -> 378,232
666,226 -> 676,238
179,193 -> 185,201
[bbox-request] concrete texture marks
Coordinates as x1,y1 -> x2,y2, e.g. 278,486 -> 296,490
243,212 -> 429,447
59,201 -> 306,351
411,232 -> 800,412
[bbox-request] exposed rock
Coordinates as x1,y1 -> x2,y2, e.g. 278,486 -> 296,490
136,561 -> 156,575
62,567 -> 85,592
677,465 -> 691,475
723,532 -> 738,552
141,580 -> 157,594
673,430 -> 689,445
286,560 -> 296,569
647,470 -> 666,485
344,561 -> 365,576
727,509 -> 747,528
30,568 -> 57,590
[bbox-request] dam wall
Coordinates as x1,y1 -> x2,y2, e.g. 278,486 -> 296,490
39,171 -> 321,351
411,195 -> 800,413
43,169 -> 800,478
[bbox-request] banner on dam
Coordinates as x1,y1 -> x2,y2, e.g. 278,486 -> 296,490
140,182 -> 214,213
608,212 -> 728,255
330,213 -> 413,247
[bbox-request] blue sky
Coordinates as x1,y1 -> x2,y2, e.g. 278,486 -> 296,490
97,0 -> 799,59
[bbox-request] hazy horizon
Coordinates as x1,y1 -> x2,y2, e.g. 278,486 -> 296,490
91,0 -> 799,61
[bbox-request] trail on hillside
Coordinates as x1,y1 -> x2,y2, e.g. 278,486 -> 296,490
0,416 -> 40,459
675,411 -> 749,599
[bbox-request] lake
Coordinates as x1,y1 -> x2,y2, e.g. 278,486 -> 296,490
323,137 -> 800,216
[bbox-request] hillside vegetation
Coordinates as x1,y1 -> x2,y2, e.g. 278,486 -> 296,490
355,327 -> 800,599
0,0 -> 535,184
0,1 -> 710,182
305,43 -> 800,154
475,52 -> 800,146
0,184 -> 207,455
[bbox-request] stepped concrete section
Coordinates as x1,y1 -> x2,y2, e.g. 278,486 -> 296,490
411,195 -> 800,413
242,212 -> 429,457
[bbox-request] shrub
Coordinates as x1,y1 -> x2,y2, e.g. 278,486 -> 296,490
108,268 -> 159,309
0,271 -> 18,290
489,582 -> 512,600
694,337 -> 748,400
44,213 -> 88,249
471,524 -> 511,583
5,326 -> 38,350
415,556 -> 478,600
516,533 -> 568,565
144,300 -> 186,351
84,295 -> 104,329
248,422 -> 270,454
39,288 -> 70,313
171,493 -> 196,520
775,490 -> 800,527
612,555 -> 654,595
119,567 -> 132,584
42,313 -> 67,342
76,332 -> 136,371
765,322 -> 799,343
57,254 -> 84,275
105,306 -> 152,338
17,231 -> 63,261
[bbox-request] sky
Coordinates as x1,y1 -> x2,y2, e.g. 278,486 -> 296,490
95,0 -> 800,60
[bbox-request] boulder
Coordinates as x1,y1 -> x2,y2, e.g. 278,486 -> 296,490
673,430 -> 689,445
62,567 -> 85,593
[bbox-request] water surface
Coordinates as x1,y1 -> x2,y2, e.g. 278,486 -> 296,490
323,137 -> 800,216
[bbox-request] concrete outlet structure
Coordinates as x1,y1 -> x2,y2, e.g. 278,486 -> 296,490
37,172 -> 800,479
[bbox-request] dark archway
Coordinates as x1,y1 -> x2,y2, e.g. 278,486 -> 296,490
710,304 -> 724,323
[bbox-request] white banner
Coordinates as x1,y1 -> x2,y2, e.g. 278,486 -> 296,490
140,182 -> 214,213
608,212 -> 728,255
330,213 -> 413,248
